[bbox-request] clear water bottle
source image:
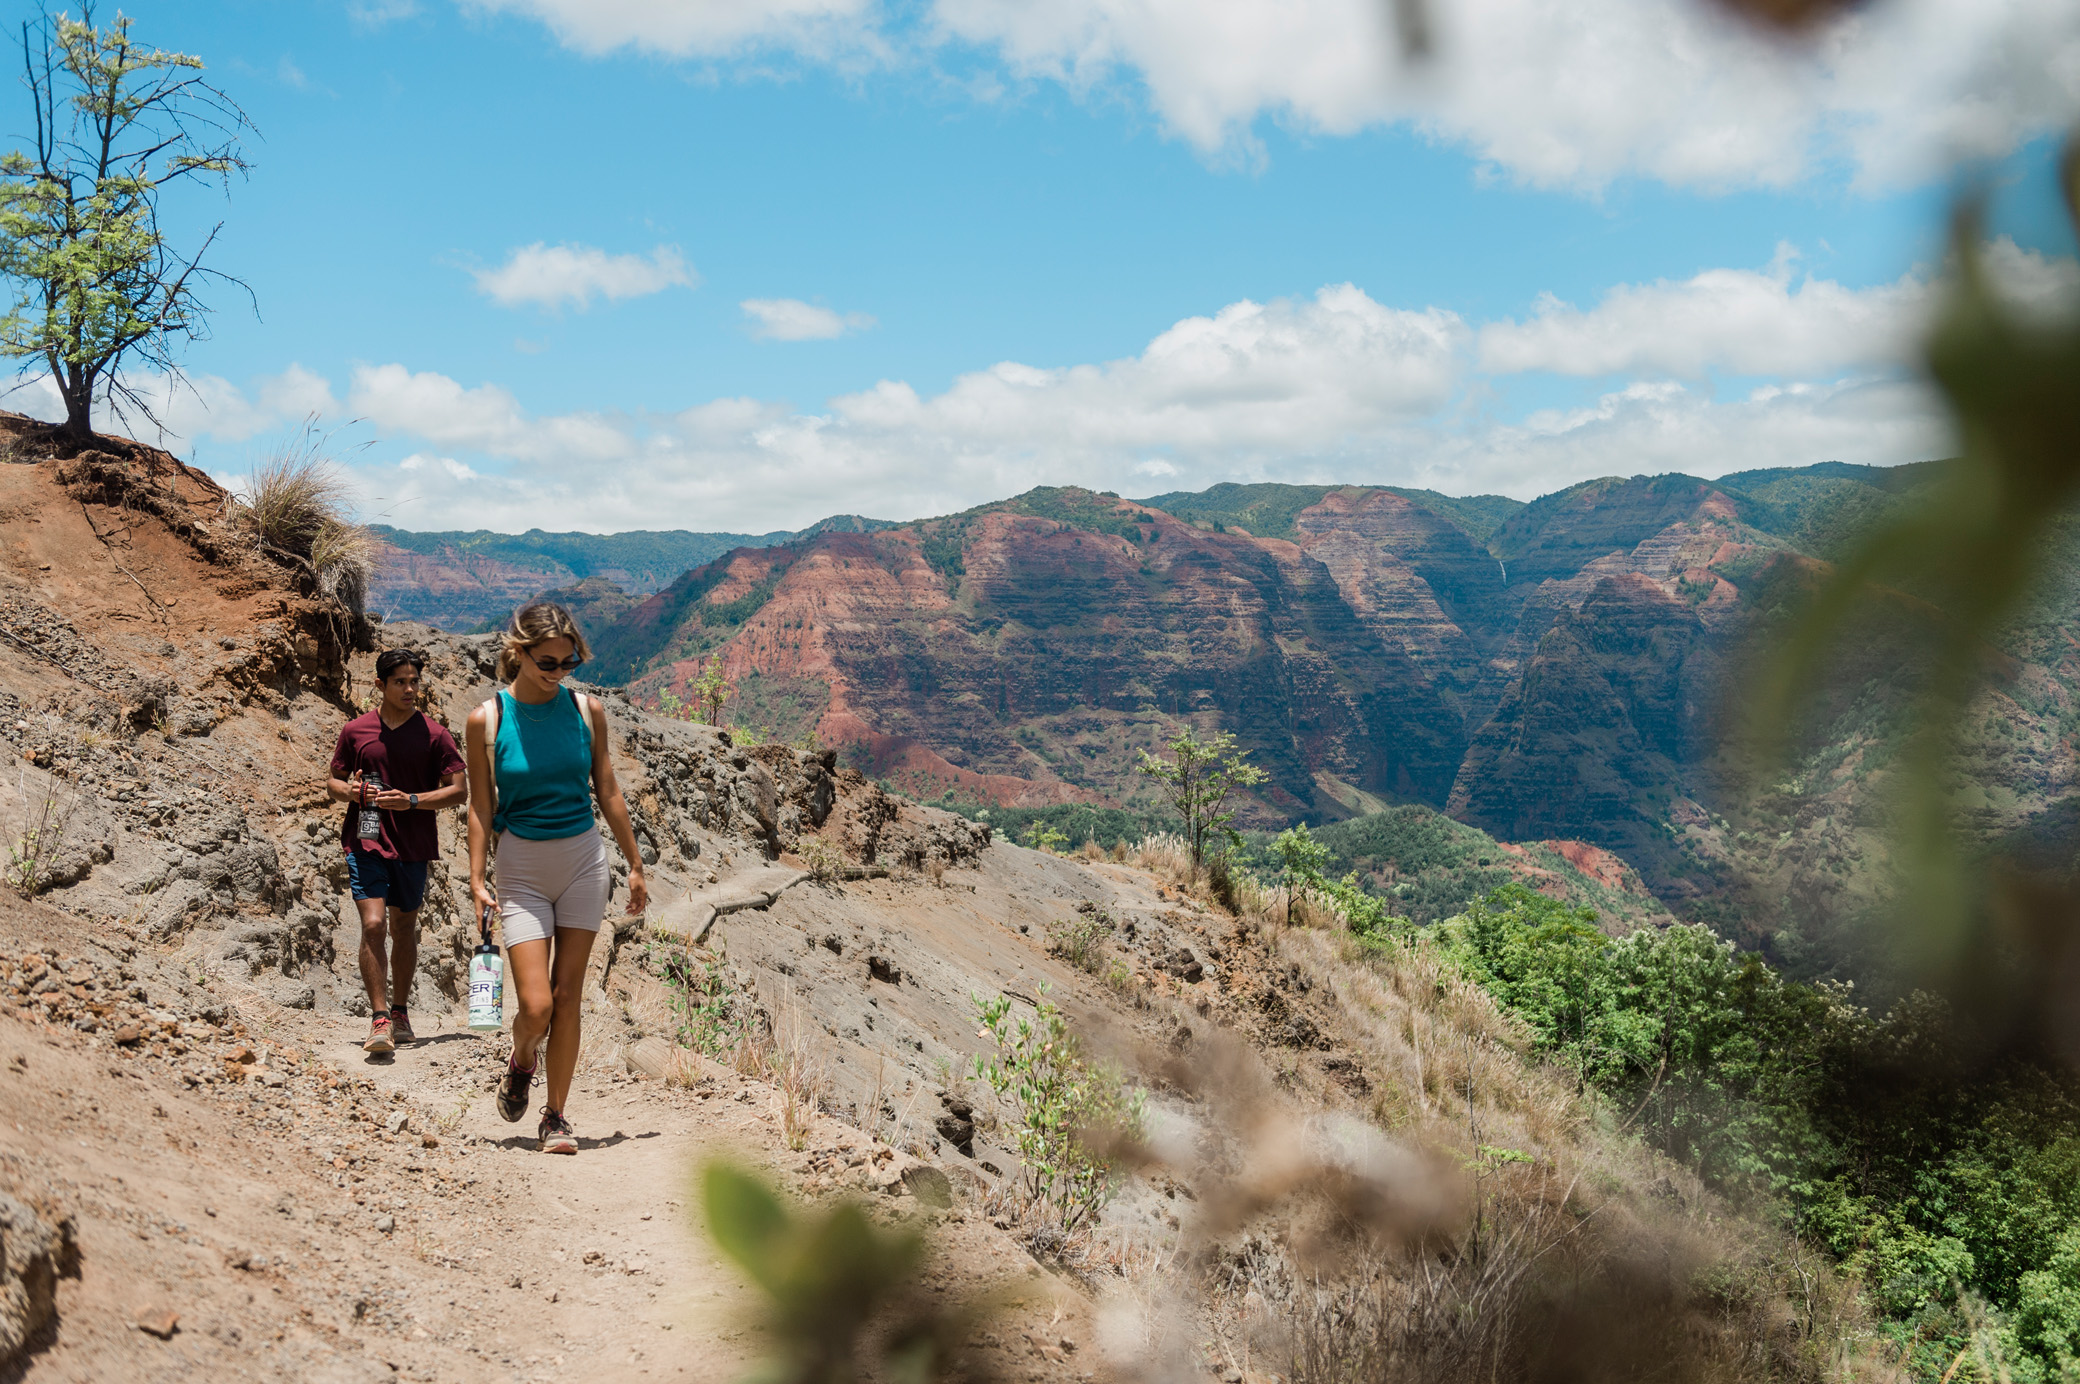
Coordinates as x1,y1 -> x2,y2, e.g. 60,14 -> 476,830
356,771 -> 384,844
468,904 -> 504,1032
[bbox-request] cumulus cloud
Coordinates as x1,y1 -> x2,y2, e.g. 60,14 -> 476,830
347,363 -> 633,463
741,298 -> 878,340
477,0 -> 2080,191
169,245 -> 2080,531
471,243 -> 696,312
1478,236 -> 2080,378
1479,247 -> 1926,378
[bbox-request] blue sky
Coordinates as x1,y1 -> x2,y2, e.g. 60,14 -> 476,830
8,0 -> 2079,531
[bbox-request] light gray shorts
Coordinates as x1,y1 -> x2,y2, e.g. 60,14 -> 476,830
496,829 -> 612,948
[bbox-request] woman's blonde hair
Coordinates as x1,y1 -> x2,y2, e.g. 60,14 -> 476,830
500,600 -> 593,681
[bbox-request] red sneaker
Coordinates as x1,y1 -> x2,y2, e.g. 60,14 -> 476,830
363,1015 -> 394,1053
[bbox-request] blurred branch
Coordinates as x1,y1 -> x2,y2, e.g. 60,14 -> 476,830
1754,130 -> 2080,1010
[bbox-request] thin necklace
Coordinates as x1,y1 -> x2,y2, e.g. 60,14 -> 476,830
508,686 -> 561,722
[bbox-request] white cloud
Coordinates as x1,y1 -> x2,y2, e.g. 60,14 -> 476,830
471,243 -> 696,312
477,0 -> 2080,191
937,0 -> 2080,189
174,244 -> 2080,532
741,298 -> 877,341
256,364 -> 342,420
1478,235 -> 2080,379
347,363 -> 634,464
460,0 -> 876,58
1478,246 -> 1926,378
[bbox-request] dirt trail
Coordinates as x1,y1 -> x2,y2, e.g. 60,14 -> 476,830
3,880 -> 1102,1384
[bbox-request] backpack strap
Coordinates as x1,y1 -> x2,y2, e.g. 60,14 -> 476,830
478,694 -> 502,832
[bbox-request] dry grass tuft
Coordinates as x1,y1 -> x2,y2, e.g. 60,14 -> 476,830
762,992 -> 828,1153
230,424 -> 375,614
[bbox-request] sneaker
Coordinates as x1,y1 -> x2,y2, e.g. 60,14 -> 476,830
496,1057 -> 535,1123
538,1109 -> 578,1155
363,1015 -> 394,1054
389,1008 -> 415,1045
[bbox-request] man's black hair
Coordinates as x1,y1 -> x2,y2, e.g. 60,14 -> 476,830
375,649 -> 426,683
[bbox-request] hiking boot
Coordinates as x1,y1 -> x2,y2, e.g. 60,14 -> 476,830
363,1015 -> 395,1054
389,1008 -> 415,1045
538,1109 -> 578,1155
496,1057 -> 535,1123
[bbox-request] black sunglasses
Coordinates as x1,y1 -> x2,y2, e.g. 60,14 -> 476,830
531,654 -> 585,673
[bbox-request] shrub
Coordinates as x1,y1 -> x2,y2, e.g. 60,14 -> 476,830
643,942 -> 759,1058
6,787 -> 73,896
796,834 -> 845,883
1044,906 -> 1116,973
1020,821 -> 1068,854
972,988 -> 1144,1236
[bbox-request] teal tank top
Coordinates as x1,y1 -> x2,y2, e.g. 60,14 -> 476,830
491,686 -> 596,840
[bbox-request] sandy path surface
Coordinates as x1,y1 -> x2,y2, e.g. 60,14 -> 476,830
4,990 -> 766,1384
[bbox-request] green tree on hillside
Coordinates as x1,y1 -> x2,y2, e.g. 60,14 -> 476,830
1136,726 -> 1265,874
0,4 -> 252,439
690,654 -> 732,725
1270,822 -> 1329,917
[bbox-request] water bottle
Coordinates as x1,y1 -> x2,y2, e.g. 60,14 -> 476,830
467,904 -> 504,1032
356,771 -> 384,844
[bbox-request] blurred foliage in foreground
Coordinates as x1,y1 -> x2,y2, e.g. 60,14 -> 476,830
701,1162 -> 981,1384
1757,154 -> 2080,1056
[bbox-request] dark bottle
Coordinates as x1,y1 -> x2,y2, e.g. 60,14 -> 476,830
356,771 -> 385,844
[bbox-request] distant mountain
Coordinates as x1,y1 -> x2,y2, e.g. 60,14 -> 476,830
367,515 -> 893,631
562,462 -> 2077,978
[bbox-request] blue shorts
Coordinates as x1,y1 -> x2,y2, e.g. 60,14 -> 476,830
346,853 -> 429,913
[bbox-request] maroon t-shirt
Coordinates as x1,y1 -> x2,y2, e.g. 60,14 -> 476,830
329,710 -> 464,861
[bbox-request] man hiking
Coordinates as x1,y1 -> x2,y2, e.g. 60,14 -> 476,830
328,649 -> 467,1053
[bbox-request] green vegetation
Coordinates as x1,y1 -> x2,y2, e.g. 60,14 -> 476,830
971,988 -> 1145,1236
687,655 -> 733,725
644,943 -> 758,1058
1300,805 -> 1517,924
1043,905 -> 1117,973
914,515 -> 970,584
372,525 -> 768,590
909,487 -> 1151,587
0,5 -> 252,438
1715,461 -> 1947,562
1131,481 -> 1337,540
1380,487 -> 1526,544
1269,822 -> 1329,916
1426,884 -> 2080,1382
590,553 -> 791,683
995,486 -> 1151,541
1136,726 -> 1266,873
1018,820 -> 1068,853
5,788 -> 70,896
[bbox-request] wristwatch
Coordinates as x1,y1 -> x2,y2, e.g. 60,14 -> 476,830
408,793 -> 419,810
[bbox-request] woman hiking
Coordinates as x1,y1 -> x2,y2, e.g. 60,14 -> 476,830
465,601 -> 648,1153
